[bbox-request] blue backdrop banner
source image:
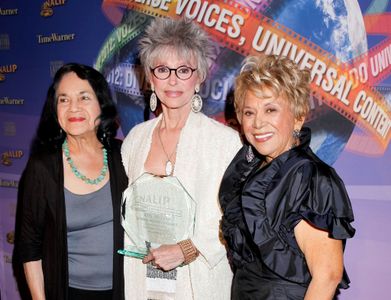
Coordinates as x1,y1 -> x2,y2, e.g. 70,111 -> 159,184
0,1 -> 390,299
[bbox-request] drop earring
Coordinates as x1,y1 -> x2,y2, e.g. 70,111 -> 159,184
191,86 -> 203,113
59,128 -> 64,139
292,129 -> 300,139
150,86 -> 157,112
100,132 -> 106,142
292,129 -> 300,148
246,145 -> 255,163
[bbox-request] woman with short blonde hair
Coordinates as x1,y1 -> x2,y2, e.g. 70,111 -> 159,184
234,55 -> 310,122
220,54 -> 355,299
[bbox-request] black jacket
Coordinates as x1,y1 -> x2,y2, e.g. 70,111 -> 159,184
15,139 -> 127,300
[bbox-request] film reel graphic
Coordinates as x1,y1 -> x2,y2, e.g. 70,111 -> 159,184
98,0 -> 390,156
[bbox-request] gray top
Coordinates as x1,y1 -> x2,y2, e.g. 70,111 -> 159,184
65,181 -> 113,290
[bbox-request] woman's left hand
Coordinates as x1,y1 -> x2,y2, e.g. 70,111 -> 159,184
142,244 -> 185,271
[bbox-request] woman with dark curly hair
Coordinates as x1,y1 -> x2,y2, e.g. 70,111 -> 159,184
15,63 -> 127,300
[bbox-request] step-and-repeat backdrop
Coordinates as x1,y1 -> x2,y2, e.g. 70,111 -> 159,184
1,0 -> 390,299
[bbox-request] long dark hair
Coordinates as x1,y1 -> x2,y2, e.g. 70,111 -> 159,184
32,63 -> 119,153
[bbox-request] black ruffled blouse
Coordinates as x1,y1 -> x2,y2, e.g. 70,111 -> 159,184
219,128 -> 355,298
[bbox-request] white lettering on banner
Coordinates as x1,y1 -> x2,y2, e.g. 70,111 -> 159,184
0,8 -> 18,15
176,0 -> 244,39
37,33 -> 75,43
0,97 -> 24,105
252,26 -> 354,107
0,179 -> 18,188
200,77 -> 233,100
370,44 -> 391,77
353,91 -> 391,138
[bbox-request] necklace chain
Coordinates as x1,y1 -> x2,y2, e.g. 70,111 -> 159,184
157,121 -> 179,176
62,140 -> 108,185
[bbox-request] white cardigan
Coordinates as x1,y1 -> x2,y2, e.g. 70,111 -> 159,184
121,111 -> 242,299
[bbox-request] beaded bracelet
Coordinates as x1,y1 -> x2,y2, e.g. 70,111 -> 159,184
177,239 -> 199,265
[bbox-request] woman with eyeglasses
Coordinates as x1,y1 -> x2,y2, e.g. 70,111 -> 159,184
121,18 -> 242,299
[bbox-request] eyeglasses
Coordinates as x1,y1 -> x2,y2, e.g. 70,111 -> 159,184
150,65 -> 197,80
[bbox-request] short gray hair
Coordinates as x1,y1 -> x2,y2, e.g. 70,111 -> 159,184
138,17 -> 214,82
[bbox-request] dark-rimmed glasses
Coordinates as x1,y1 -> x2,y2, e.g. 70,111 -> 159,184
150,65 -> 197,80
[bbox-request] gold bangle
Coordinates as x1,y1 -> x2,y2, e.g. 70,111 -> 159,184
177,239 -> 199,265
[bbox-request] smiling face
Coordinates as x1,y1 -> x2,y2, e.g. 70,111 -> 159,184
241,88 -> 304,162
56,72 -> 101,138
150,49 -> 201,114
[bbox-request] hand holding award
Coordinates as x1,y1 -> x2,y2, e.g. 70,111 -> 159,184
118,173 -> 196,259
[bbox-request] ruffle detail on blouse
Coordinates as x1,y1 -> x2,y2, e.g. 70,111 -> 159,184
219,145 -> 261,209
286,210 -> 354,289
219,145 -> 262,268
240,154 -> 313,284
296,210 -> 356,240
220,128 -> 355,287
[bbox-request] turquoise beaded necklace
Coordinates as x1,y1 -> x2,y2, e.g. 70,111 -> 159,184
62,139 -> 108,185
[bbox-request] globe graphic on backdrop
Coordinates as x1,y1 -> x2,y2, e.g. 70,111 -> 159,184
97,0 -> 367,165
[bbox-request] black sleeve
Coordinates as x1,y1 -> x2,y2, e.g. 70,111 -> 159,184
16,156 -> 48,263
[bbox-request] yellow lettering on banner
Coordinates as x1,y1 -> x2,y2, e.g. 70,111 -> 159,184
0,64 -> 17,73
3,150 -> 24,158
135,0 -> 170,11
46,0 -> 66,7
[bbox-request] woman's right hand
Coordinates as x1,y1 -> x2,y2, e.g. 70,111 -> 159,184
23,260 -> 46,300
142,244 -> 185,271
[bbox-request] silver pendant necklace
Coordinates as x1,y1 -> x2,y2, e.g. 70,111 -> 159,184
157,121 -> 179,176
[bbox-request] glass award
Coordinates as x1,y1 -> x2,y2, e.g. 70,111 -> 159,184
118,173 -> 196,258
